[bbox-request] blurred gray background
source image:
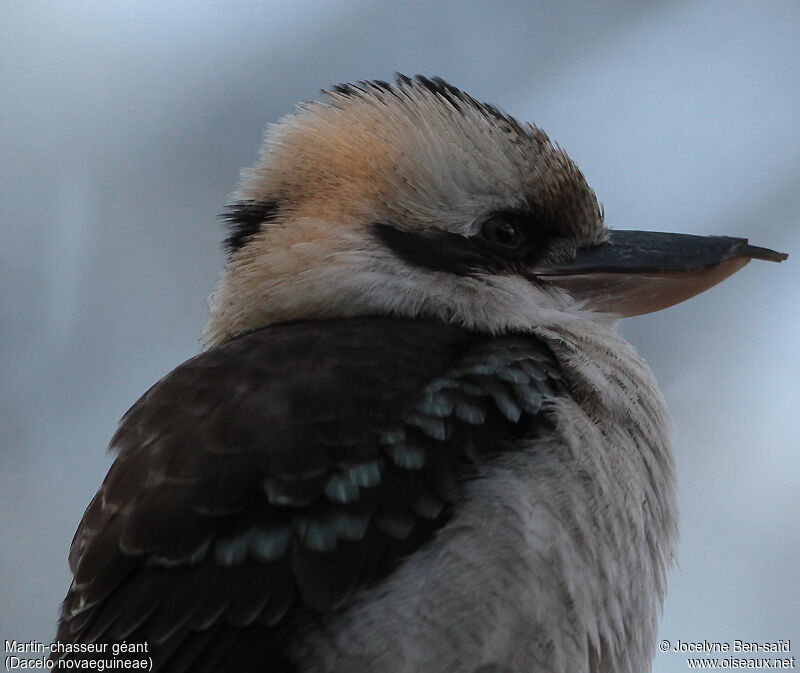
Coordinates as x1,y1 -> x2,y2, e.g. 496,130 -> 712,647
2,1 -> 798,669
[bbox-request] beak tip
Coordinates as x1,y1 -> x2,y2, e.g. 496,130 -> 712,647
729,241 -> 788,264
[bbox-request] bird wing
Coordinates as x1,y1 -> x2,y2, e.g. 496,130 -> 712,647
55,317 -> 565,672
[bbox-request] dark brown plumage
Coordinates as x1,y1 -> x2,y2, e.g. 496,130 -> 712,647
55,317 -> 564,671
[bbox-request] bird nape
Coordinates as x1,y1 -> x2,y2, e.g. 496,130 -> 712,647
53,75 -> 787,673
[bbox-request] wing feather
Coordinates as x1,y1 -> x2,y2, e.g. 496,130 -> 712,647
54,317 -> 565,671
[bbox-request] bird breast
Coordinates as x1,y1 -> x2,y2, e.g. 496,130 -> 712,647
292,322 -> 678,673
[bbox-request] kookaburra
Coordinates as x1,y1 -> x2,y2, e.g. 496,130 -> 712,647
54,76 -> 787,673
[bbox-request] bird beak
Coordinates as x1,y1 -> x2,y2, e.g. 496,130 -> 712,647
535,230 -> 788,317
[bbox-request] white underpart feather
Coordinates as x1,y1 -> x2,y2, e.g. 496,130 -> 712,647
293,322 -> 677,673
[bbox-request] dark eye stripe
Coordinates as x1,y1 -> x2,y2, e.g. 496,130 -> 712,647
222,200 -> 280,256
372,214 -> 556,277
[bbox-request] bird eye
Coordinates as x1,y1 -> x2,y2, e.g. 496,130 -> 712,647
479,217 -> 523,249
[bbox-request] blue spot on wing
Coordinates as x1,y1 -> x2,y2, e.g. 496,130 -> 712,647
324,473 -> 360,503
248,527 -> 290,562
345,460 -> 382,488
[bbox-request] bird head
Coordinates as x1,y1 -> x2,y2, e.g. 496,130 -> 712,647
203,76 -> 786,346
